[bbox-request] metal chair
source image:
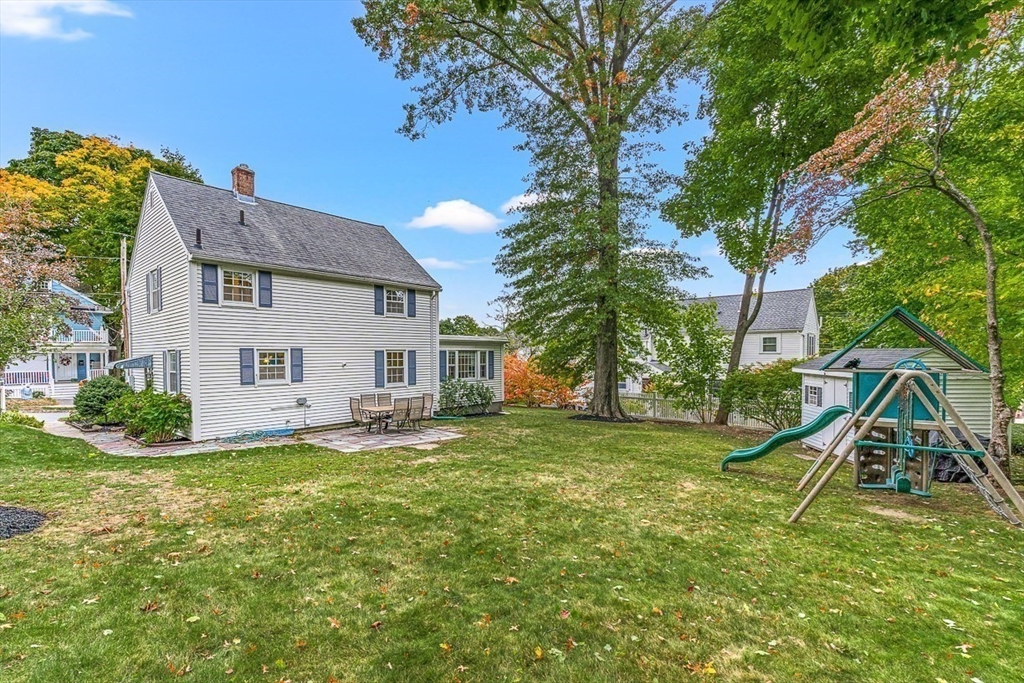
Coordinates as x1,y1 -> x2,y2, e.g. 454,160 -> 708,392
376,392 -> 392,406
409,396 -> 425,431
350,397 -> 373,433
421,393 -> 434,422
392,397 -> 411,431
360,393 -> 377,407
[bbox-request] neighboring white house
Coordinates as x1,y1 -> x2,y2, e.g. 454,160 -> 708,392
117,165 -> 453,441
623,288 -> 820,393
439,335 -> 506,412
794,347 -> 992,451
3,281 -> 114,404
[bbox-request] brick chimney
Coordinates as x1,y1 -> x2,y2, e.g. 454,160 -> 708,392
231,164 -> 255,201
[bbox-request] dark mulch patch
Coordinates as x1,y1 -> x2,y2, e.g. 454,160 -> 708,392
568,413 -> 637,423
0,506 -> 47,539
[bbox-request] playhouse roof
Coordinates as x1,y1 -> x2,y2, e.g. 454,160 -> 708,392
819,306 -> 986,372
797,348 -> 930,372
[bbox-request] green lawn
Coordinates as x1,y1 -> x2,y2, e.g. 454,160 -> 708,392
1,409 -> 1021,682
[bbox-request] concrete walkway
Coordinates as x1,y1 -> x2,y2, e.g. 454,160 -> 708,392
34,413 -> 463,458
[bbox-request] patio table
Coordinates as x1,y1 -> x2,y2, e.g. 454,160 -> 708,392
362,404 -> 394,435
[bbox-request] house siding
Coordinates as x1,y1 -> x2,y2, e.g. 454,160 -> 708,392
737,330 -> 804,367
439,338 -> 505,409
125,182 -> 193,402
194,266 -> 438,440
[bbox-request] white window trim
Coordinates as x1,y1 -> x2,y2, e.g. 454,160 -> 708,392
385,349 -> 406,387
384,288 -> 406,317
256,349 -> 289,385
166,349 -> 180,394
760,335 -> 780,354
221,269 -> 257,307
805,384 -> 822,406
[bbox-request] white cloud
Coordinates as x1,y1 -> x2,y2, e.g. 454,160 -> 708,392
0,1 -> 131,41
407,199 -> 501,234
417,257 -> 465,270
700,245 -> 725,258
500,192 -> 542,214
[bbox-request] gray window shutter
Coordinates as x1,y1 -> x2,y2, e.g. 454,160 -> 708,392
407,289 -> 416,317
487,350 -> 495,380
202,264 -> 219,303
374,285 -> 384,315
156,267 -> 163,311
240,348 -> 255,385
374,350 -> 385,388
162,350 -> 168,392
804,385 -> 809,404
258,271 -> 273,308
290,348 -> 303,383
439,350 -> 447,381
408,350 -> 417,386
817,388 -> 823,407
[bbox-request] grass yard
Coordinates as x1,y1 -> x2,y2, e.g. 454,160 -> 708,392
1,409 -> 1022,682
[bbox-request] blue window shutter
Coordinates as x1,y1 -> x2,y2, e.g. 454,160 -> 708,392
258,271 -> 273,307
239,348 -> 255,385
290,348 -> 303,383
439,350 -> 447,381
374,285 -> 384,315
488,350 -> 495,380
374,350 -> 385,388
201,264 -> 219,303
408,350 -> 417,386
407,289 -> 416,317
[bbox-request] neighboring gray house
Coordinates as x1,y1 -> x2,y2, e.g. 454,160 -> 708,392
119,165 -> 446,441
623,288 -> 820,393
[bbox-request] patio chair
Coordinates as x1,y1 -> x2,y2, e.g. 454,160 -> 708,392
421,393 -> 434,422
350,397 -> 373,433
376,392 -> 392,406
409,396 -> 425,431
360,393 -> 377,407
391,397 -> 411,432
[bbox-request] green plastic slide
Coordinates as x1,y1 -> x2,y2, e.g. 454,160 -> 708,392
720,405 -> 852,471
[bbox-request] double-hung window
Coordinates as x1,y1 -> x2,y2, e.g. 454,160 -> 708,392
258,350 -> 287,382
457,350 -> 477,379
223,270 -> 254,304
385,288 -> 406,315
166,350 -> 180,393
147,269 -> 162,313
806,334 -> 817,356
386,350 -> 405,385
761,336 -> 779,353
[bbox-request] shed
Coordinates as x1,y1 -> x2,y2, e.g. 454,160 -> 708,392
439,335 -> 506,412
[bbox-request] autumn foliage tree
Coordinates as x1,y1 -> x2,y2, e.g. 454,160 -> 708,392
504,354 -> 582,409
354,1 -> 716,419
786,11 -> 1023,466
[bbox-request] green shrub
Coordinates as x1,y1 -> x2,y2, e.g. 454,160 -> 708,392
439,378 -> 496,416
107,389 -> 191,443
0,411 -> 44,428
73,374 -> 133,423
719,358 -> 803,431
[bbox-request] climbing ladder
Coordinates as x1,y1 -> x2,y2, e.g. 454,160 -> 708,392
790,368 -> 1024,525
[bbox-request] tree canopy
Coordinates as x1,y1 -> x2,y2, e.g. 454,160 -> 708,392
439,315 -> 501,336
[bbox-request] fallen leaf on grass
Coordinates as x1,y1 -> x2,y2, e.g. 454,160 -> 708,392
186,616 -> 200,623
370,621 -> 383,630
328,618 -> 341,629
534,646 -> 543,660
559,609 -> 570,619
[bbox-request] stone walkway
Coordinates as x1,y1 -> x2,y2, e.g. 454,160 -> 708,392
34,412 -> 463,458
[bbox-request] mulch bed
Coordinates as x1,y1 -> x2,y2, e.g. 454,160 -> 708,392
0,506 -> 47,539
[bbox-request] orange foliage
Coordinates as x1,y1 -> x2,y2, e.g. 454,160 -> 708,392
504,354 -> 583,409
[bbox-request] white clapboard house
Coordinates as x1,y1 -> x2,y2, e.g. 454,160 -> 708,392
624,288 -> 820,393
117,165 -> 501,441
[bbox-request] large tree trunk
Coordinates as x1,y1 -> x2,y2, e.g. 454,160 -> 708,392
714,177 -> 785,424
942,180 -> 1012,473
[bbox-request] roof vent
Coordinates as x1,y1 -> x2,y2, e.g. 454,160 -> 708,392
231,164 -> 256,204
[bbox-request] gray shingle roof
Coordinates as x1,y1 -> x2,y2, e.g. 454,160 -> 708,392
796,348 -> 929,372
150,172 -> 440,289
687,288 -> 813,332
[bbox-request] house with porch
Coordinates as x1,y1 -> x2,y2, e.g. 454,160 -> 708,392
2,281 -> 113,403
623,288 -> 820,393
118,165 -> 504,442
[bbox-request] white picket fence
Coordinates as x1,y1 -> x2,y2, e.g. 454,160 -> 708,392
620,392 -> 774,432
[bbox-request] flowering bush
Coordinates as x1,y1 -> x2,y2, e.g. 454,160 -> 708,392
439,378 -> 495,416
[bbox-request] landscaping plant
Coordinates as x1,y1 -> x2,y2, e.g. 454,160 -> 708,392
107,389 -> 191,443
438,378 -> 495,416
504,354 -> 581,409
652,301 -> 731,423
719,358 -> 804,431
0,411 -> 43,428
72,374 -> 133,424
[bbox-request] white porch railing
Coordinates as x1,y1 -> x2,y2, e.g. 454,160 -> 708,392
4,371 -> 50,385
620,392 -> 774,432
52,328 -> 108,345
88,367 -> 109,380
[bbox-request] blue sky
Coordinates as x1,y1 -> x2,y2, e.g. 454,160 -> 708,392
0,0 -> 858,323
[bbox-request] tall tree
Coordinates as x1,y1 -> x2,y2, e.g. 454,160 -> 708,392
354,1 -> 715,418
440,314 -> 501,336
1,128 -> 202,339
787,11 -> 1023,466
663,0 -> 891,423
